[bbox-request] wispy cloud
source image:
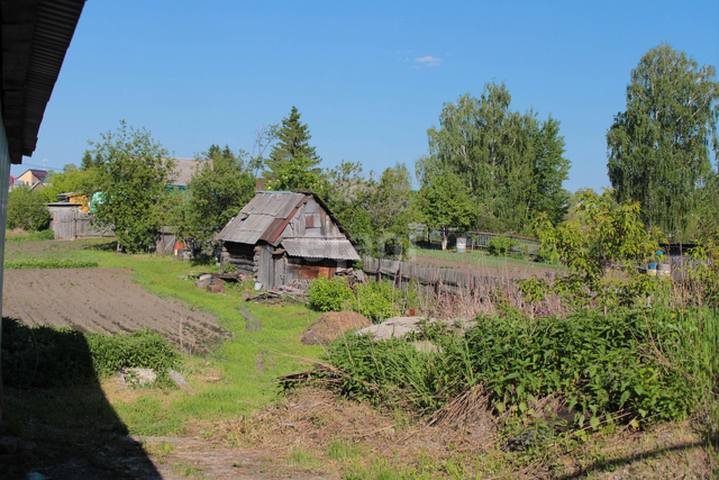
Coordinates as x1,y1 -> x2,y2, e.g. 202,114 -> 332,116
414,55 -> 442,67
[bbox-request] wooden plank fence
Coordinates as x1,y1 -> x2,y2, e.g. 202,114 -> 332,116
50,209 -> 113,240
361,255 -> 516,300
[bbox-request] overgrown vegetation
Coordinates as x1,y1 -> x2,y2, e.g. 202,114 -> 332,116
7,186 -> 51,231
308,277 -> 421,322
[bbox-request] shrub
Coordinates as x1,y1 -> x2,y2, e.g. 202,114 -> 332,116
87,328 -> 181,378
308,277 -> 354,312
7,186 -> 51,231
322,309 -> 700,426
487,235 -> 517,256
350,281 -> 403,323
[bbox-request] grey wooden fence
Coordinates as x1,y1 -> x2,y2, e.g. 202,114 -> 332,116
50,209 -> 112,240
361,255 -> 517,299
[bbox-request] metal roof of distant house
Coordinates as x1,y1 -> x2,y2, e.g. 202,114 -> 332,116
1,0 -> 86,164
215,191 -> 360,261
28,169 -> 48,181
170,158 -> 207,187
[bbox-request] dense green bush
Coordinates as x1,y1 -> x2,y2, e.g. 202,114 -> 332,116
1,318 -> 180,388
487,235 -> 518,256
7,186 -> 51,231
323,309 -> 705,426
87,328 -> 180,378
308,277 -> 353,312
350,280 -> 421,323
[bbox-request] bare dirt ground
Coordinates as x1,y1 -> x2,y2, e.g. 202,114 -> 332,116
2,268 -> 230,355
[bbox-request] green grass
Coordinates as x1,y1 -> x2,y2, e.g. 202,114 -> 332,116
409,246 -> 557,269
5,229 -> 55,242
4,238 -> 324,434
5,258 -> 99,269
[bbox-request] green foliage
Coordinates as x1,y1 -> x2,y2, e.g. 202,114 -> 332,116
308,277 -> 354,312
423,82 -> 571,233
86,328 -> 181,379
1,318 -> 96,388
416,171 -> 479,250
5,258 -> 99,269
607,44 -> 719,239
1,319 -> 179,388
264,106 -> 323,189
527,189 -> 661,310
7,186 -> 51,231
350,280 -> 419,323
88,120 -> 175,253
37,167 -> 96,204
325,334 -> 449,413
323,309 -> 700,426
185,144 -> 256,243
266,153 -> 325,191
487,235 -> 518,256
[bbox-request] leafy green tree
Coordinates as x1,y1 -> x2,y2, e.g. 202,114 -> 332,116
321,160 -> 371,239
607,44 -> 719,239
264,106 -> 322,188
524,189 -> 661,310
88,121 -> 175,253
7,186 -> 51,231
532,117 -> 571,225
37,168 -> 96,204
358,163 -> 415,258
417,171 -> 479,250
186,144 -> 256,243
265,153 -> 326,191
424,82 -> 570,233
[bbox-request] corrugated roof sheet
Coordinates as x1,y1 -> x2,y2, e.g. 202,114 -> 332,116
215,192 -> 306,244
1,0 -> 85,164
282,238 -> 360,261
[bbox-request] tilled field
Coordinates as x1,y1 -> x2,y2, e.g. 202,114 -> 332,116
3,268 -> 230,355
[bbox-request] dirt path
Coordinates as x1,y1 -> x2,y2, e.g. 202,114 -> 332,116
2,268 -> 230,355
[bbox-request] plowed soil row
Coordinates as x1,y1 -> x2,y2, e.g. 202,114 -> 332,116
3,268 -> 230,355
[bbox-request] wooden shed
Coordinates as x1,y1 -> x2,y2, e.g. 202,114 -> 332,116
215,191 -> 360,289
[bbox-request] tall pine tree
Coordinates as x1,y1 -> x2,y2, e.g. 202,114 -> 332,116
264,106 -> 322,189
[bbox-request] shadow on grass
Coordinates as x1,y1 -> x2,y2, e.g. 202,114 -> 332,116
1,318 -> 161,479
82,239 -> 118,252
556,440 -> 713,479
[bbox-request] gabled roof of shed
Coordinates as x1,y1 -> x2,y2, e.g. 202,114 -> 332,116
215,191 -> 357,257
216,191 -> 308,245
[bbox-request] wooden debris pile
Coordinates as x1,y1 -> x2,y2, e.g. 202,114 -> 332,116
246,281 -> 308,302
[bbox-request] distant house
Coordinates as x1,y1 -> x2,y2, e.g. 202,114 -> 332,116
169,158 -> 207,191
12,168 -> 48,190
215,191 -> 360,289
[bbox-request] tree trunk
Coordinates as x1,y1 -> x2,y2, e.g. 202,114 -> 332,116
441,227 -> 448,251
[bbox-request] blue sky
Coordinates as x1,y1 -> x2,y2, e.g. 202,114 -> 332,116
16,0 -> 719,193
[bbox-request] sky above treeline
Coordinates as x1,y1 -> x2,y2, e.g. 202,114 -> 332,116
16,0 -> 719,193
